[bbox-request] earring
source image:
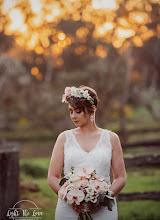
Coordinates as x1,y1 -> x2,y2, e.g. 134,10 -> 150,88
91,114 -> 94,124
91,113 -> 95,123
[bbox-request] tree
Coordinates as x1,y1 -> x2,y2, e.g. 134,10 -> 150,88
0,0 -> 159,131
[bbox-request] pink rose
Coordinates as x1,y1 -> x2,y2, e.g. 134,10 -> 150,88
65,87 -> 71,97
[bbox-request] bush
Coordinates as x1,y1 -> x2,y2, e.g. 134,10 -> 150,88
20,159 -> 49,178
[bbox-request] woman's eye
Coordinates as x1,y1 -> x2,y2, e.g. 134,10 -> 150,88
69,110 -> 81,114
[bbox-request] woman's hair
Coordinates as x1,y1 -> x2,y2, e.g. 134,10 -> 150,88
67,85 -> 99,114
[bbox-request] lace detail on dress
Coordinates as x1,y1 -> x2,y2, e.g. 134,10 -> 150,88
63,129 -> 113,186
64,129 -> 73,151
56,129 -> 118,220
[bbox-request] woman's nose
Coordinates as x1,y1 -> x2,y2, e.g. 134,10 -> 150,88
71,112 -> 76,119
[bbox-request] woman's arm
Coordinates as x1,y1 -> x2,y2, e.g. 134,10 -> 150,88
109,132 -> 127,197
48,131 -> 66,195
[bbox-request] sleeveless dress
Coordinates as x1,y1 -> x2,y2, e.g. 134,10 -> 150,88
55,129 -> 118,220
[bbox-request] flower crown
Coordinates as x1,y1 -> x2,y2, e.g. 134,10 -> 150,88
62,86 -> 94,105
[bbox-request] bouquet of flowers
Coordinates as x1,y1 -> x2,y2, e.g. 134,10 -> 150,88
58,166 -> 115,220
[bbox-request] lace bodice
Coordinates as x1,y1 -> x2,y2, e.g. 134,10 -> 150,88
55,129 -> 118,220
64,129 -> 113,186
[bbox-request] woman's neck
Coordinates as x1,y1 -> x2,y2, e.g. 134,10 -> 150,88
77,122 -> 100,134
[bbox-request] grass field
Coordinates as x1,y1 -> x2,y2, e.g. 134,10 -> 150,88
20,158 -> 160,220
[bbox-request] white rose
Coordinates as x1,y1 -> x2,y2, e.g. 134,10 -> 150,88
86,187 -> 95,196
83,90 -> 88,98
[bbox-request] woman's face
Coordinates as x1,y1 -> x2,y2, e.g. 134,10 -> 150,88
68,104 -> 90,127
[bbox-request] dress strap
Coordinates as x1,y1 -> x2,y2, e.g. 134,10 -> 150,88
64,130 -> 71,144
104,129 -> 113,150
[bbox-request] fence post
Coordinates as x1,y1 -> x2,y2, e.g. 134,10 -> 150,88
0,139 -> 20,220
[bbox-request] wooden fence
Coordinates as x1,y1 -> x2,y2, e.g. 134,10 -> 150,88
116,154 -> 160,203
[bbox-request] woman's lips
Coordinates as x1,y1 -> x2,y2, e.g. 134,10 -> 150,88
74,121 -> 78,123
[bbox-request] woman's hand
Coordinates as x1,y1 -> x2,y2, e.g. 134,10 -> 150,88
71,202 -> 92,215
90,204 -> 101,213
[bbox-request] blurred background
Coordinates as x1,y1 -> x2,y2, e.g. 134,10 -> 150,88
0,0 -> 160,219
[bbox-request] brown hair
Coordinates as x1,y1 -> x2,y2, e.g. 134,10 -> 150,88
67,85 -> 99,114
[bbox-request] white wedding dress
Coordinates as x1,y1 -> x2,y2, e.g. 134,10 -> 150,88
55,129 -> 118,220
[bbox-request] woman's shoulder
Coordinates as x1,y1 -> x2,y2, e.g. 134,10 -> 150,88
57,129 -> 72,141
108,130 -> 119,139
56,130 -> 66,142
106,130 -> 120,146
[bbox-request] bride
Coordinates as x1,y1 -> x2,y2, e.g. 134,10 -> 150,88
48,85 -> 127,220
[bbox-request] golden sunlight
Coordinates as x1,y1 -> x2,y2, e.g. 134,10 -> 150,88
58,40 -> 67,48
27,32 -> 39,50
95,45 -> 107,58
74,45 -> 86,55
51,44 -> 63,56
1,0 -> 16,14
36,73 -> 43,80
1,0 -> 156,55
35,46 -> 44,54
76,27 -> 89,38
125,0 -> 141,11
30,0 -> 42,14
150,0 -> 160,3
52,8 -> 61,18
140,30 -> 155,41
118,18 -> 130,27
93,22 -> 114,38
7,8 -> 27,33
92,0 -> 117,10
16,38 -> 26,47
58,32 -> 66,40
56,58 -> 64,67
132,36 -> 143,47
46,14 -> 54,22
30,15 -> 44,27
116,27 -> 135,38
112,40 -> 123,48
31,67 -> 39,75
104,22 -> 114,30
41,38 -> 50,48
72,13 -> 81,21
129,12 -> 149,24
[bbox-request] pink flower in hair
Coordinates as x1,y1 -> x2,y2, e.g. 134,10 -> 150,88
62,87 -> 71,103
65,87 -> 71,97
